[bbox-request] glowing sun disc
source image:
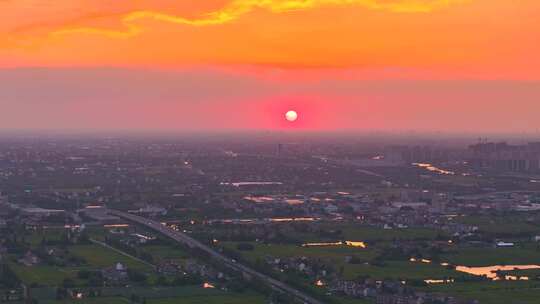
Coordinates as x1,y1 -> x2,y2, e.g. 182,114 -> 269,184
285,110 -> 298,122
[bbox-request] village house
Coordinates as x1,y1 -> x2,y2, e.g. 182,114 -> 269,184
102,262 -> 129,284
157,260 -> 182,276
18,251 -> 40,266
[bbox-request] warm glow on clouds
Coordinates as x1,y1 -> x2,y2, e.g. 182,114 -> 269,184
50,0 -> 468,38
0,0 -> 537,79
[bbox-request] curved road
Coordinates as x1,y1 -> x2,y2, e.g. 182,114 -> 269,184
108,209 -> 324,304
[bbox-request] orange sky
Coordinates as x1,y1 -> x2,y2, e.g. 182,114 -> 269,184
1,0 -> 538,78
0,1 -> 539,132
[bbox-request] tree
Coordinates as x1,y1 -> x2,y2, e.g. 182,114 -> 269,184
62,278 -> 76,288
236,243 -> 254,251
155,276 -> 168,286
77,270 -> 90,279
127,269 -> 147,283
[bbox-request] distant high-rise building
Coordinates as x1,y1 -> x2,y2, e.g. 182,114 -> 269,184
468,142 -> 540,172
277,143 -> 283,157
385,145 -> 450,164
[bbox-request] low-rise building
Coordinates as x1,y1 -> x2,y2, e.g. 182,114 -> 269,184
102,262 -> 129,284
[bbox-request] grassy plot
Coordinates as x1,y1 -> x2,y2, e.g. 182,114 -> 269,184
141,245 -> 189,262
223,242 -> 377,263
455,215 -> 540,235
335,298 -> 374,304
37,284 -> 266,303
458,289 -> 540,304
10,243 -> 152,286
314,224 -> 443,242
44,298 -> 129,304
147,293 -> 266,304
267,224 -> 444,243
424,281 -> 540,304
223,242 -> 463,281
70,244 -> 152,271
342,261 -> 462,281
505,268 -> 540,278
26,228 -> 67,246
99,285 -> 222,298
85,227 -> 110,242
9,264 -> 81,286
442,245 -> 540,266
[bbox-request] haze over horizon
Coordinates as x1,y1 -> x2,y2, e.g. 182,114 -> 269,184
1,1 -> 539,132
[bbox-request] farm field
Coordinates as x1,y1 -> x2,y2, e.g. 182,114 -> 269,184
141,245 -> 189,262
9,264 -> 81,286
424,281 -> 540,304
147,293 -> 266,304
44,298 -> 129,304
70,244 -> 152,271
442,245 -> 540,266
223,241 -> 377,263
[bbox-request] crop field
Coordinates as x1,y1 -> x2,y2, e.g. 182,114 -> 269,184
44,298 -> 130,304
456,215 -> 540,235
223,241 -> 377,262
70,244 -> 152,271
341,261 -> 462,281
147,293 -> 266,304
442,245 -> 540,266
141,245 -> 189,262
313,224 -> 443,241
9,264 -> 81,286
424,281 -> 540,304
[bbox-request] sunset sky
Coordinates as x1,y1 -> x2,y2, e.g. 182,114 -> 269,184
1,0 -> 539,132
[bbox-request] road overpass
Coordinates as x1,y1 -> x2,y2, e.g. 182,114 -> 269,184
108,209 -> 325,304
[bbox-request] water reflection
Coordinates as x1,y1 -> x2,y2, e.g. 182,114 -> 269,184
425,279 -> 455,284
455,265 -> 540,281
221,182 -> 283,187
302,241 -> 367,248
409,258 -> 540,283
270,217 -> 316,222
244,196 -> 275,203
412,163 -> 455,175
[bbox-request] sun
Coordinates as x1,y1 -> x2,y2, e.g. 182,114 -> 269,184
285,110 -> 298,122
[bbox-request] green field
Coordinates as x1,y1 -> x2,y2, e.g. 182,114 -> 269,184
456,215 -> 540,235
458,288 -> 540,304
505,268 -> 540,278
335,298 -> 374,304
41,291 -> 266,304
147,293 -> 266,304
45,298 -> 129,304
9,264 -> 81,286
342,261 -> 462,281
9,243 -> 152,286
442,244 -> 540,266
26,228 -> 67,246
85,227 -> 110,241
70,244 -> 152,271
44,298 -> 131,304
223,242 -> 465,281
314,224 -> 443,242
141,245 -> 189,262
425,281 -> 540,304
223,242 -> 377,263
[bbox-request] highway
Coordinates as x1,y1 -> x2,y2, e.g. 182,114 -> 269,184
108,209 -> 325,304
